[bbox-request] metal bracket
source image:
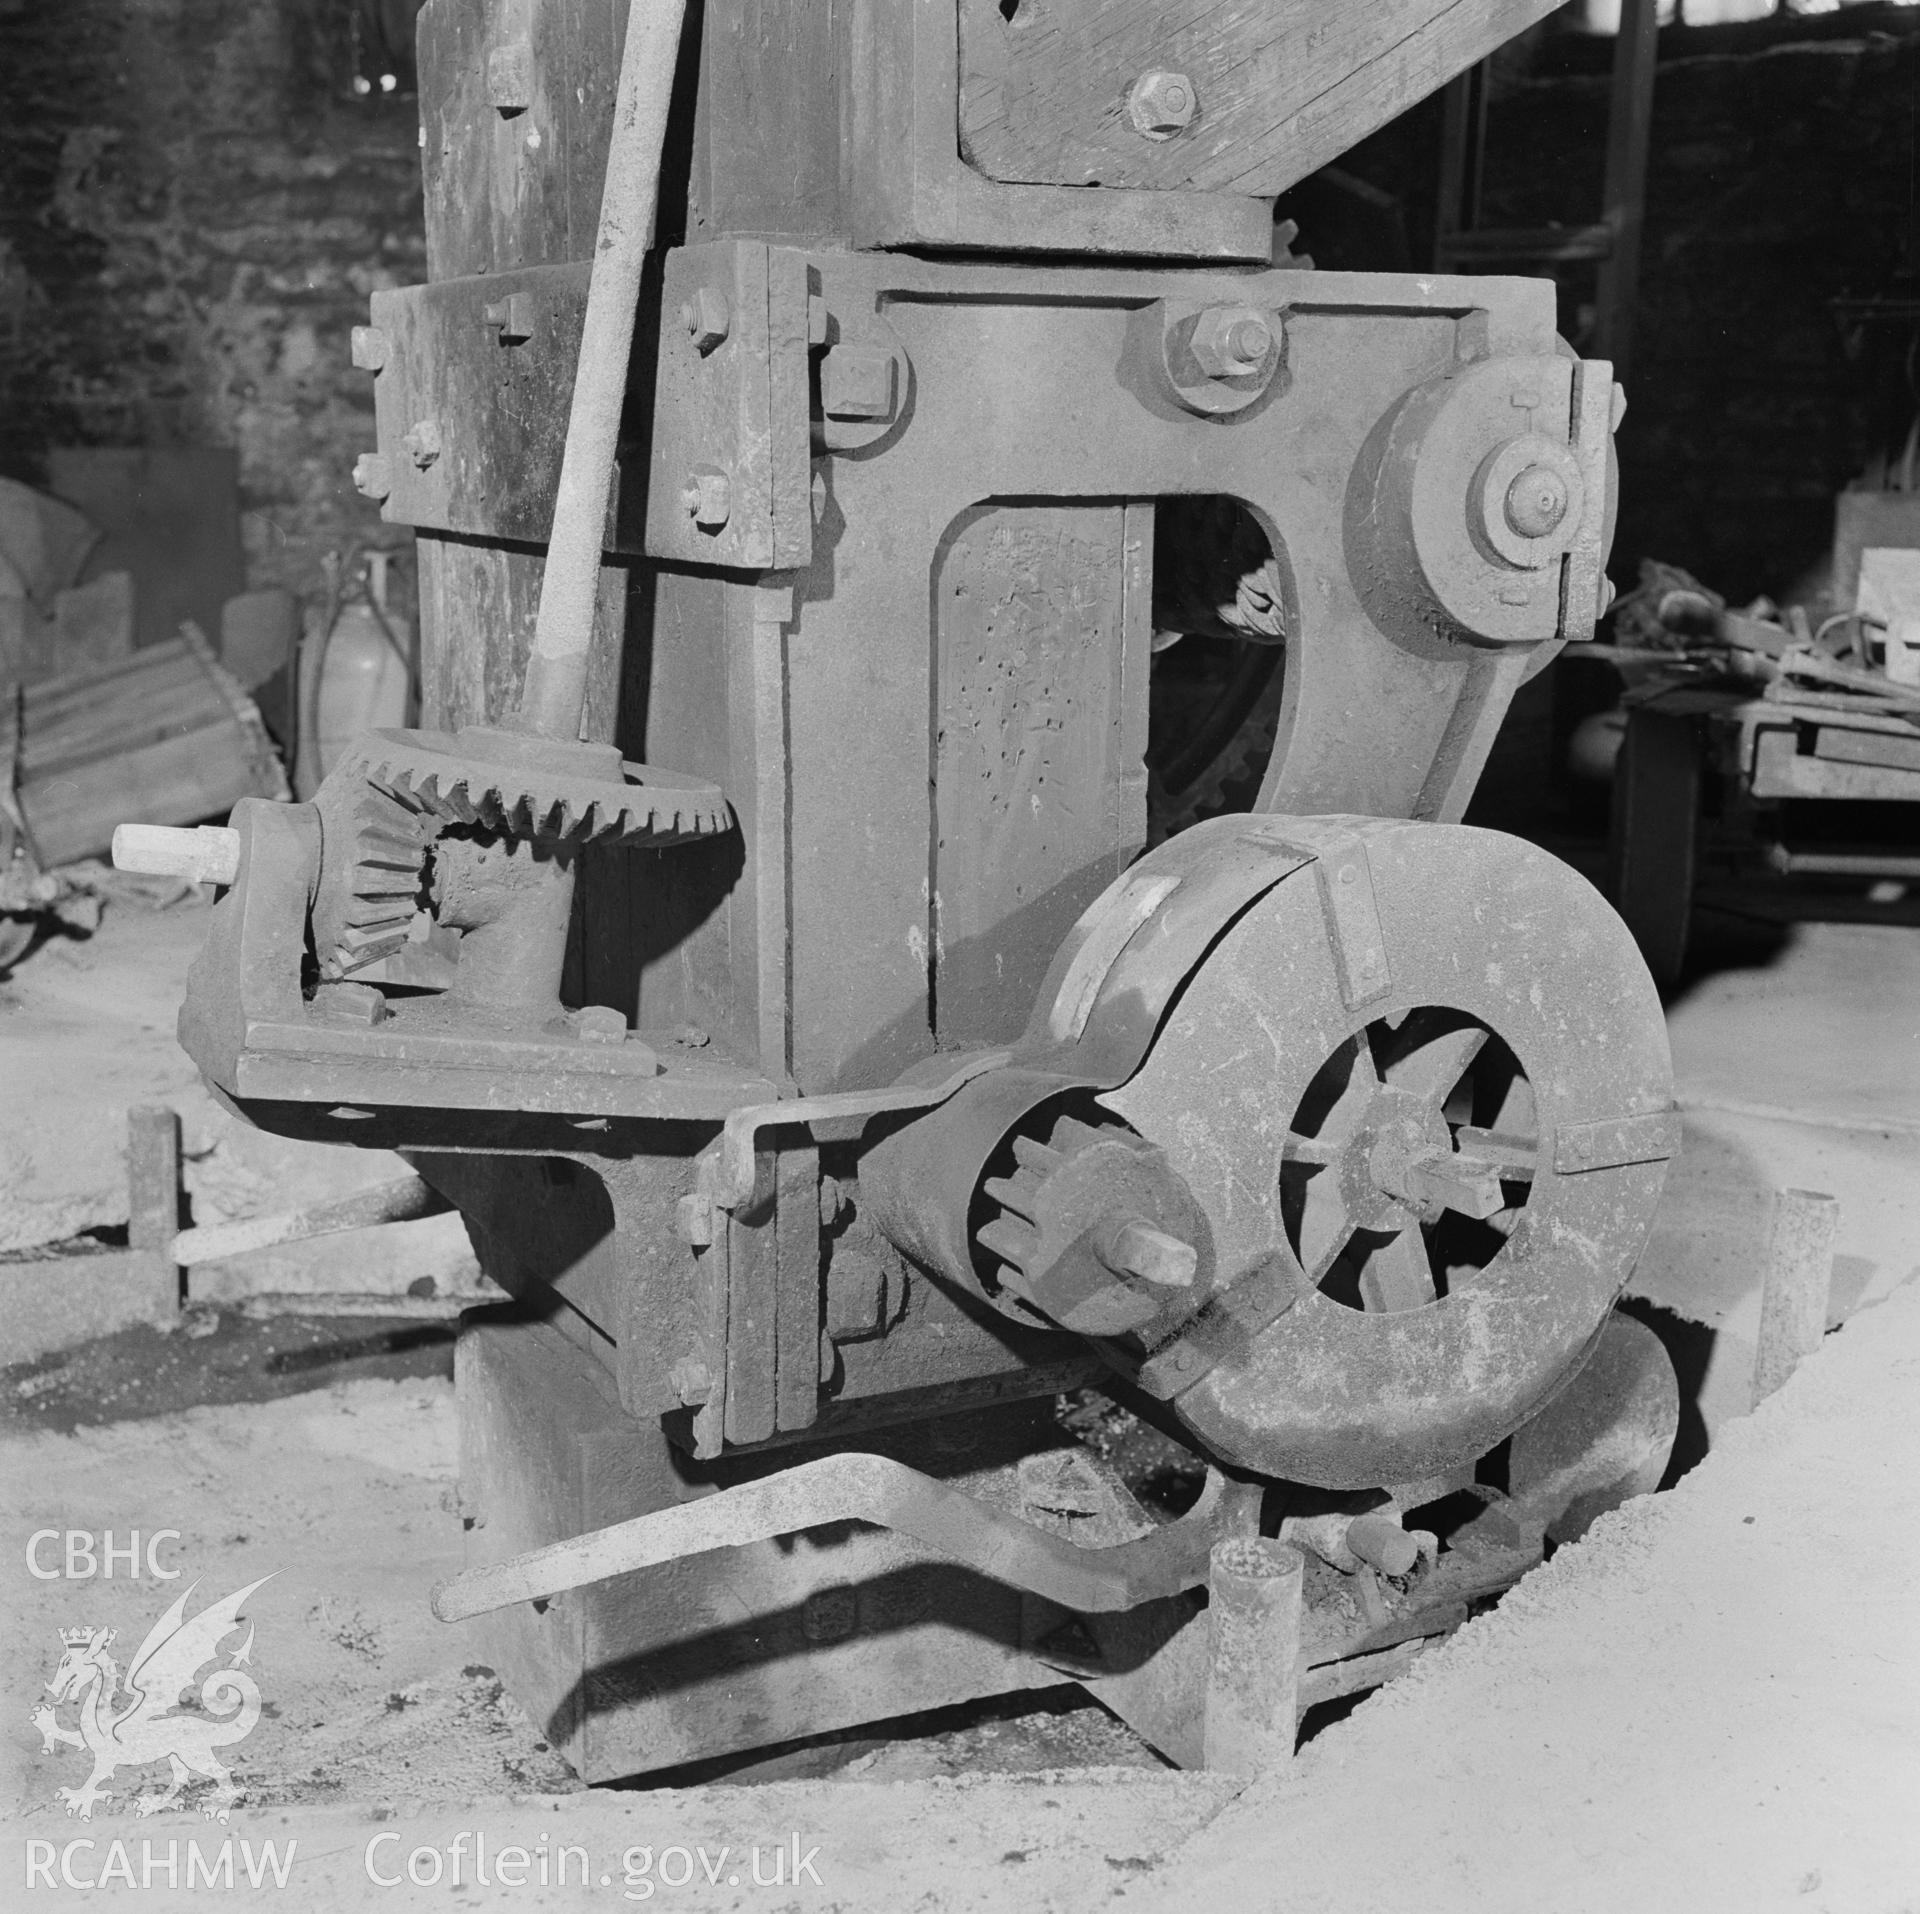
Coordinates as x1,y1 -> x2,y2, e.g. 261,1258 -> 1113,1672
707,1049 -> 1013,1210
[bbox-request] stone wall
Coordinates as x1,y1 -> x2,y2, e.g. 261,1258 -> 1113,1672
0,0 -> 424,605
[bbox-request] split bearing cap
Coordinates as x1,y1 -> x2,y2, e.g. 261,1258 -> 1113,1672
1068,815 -> 1678,1488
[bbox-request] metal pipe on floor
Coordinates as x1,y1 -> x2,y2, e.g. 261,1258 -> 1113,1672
1204,1535 -> 1306,1779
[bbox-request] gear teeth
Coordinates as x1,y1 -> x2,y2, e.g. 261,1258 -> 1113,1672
1012,1135 -> 1063,1175
976,1216 -> 1037,1269
1048,1116 -> 1108,1153
351,731 -> 732,863
982,1172 -> 1040,1222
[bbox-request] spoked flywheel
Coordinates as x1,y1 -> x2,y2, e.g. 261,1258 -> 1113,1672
1099,814 -> 1678,1489
1280,1006 -> 1538,1319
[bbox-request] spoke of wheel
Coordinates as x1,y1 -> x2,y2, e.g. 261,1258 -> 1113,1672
1359,1227 -> 1439,1313
1307,1221 -> 1359,1290
1352,1027 -> 1383,1087
1283,1133 -> 1336,1167
1450,1126 -> 1539,1182
1397,1026 -> 1487,1102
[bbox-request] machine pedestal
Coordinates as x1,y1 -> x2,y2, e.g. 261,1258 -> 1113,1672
456,1312 -> 1076,1780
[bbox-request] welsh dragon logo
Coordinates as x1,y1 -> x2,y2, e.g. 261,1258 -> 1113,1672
30,1576 -> 272,1823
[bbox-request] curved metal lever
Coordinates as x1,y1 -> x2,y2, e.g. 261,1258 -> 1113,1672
432,1453 -> 1258,1623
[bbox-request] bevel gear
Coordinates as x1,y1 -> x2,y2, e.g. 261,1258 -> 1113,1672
309,726 -> 731,981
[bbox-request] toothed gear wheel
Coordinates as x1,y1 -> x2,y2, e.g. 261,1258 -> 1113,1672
308,726 -> 731,980
975,1114 -> 1212,1339
311,778 -> 438,980
343,729 -> 732,845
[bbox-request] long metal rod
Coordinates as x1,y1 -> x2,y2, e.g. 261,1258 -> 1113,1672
168,1173 -> 447,1267
432,1456 -> 1248,1623
511,0 -> 688,741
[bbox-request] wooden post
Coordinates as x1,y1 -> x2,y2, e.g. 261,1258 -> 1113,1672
1752,1188 -> 1838,1407
1204,1536 -> 1306,1779
127,1103 -> 181,1327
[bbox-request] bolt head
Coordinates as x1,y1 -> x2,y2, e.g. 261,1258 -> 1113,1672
352,452 -> 392,501
1504,464 -> 1571,539
668,1356 -> 713,1405
674,1192 -> 715,1248
483,294 -> 533,345
682,468 -> 731,532
486,40 -> 533,113
311,981 -> 388,1027
820,344 -> 898,423
349,325 -> 389,372
574,1004 -> 628,1044
1128,69 -> 1198,138
1188,305 -> 1274,380
681,286 -> 731,354
401,419 -> 442,470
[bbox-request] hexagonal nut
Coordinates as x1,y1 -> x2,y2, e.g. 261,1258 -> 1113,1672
401,419 -> 442,470
1189,305 -> 1275,380
349,324 -> 389,372
1127,69 -> 1198,140
574,1004 -> 628,1044
681,467 -> 731,532
352,452 -> 392,501
681,285 -> 731,354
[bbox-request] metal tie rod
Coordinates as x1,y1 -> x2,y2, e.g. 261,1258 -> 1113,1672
433,1454 -> 1247,1623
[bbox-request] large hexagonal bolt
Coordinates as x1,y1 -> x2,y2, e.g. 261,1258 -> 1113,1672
1189,305 -> 1275,380
681,467 -> 731,532
681,286 -> 731,354
1127,68 -> 1198,140
349,325 -> 389,372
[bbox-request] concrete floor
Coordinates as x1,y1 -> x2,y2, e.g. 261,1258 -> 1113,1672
3,894 -> 1917,1910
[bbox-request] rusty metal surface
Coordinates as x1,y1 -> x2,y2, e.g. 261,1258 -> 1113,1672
162,0 -> 1680,1786
956,0 -> 1565,204
1203,1537 -> 1305,1777
455,1319 -> 1062,1783
434,1445 -> 1256,1623
847,0 -> 1272,259
1101,816 -> 1676,1488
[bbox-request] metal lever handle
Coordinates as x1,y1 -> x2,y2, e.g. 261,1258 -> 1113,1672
432,1455 -> 1255,1623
